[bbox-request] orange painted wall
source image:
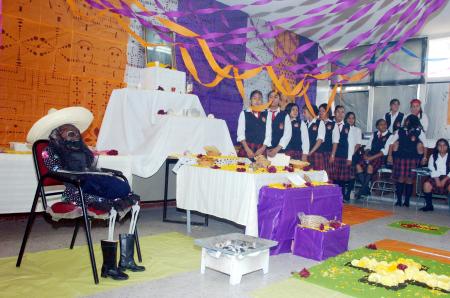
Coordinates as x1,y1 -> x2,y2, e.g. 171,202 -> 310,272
0,0 -> 129,146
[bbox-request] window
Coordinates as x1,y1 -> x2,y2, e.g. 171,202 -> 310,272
427,37 -> 450,82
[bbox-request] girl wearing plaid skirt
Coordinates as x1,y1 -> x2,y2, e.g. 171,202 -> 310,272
318,103 -> 335,174
388,115 -> 427,207
345,112 -> 363,200
421,139 -> 450,212
355,119 -> 394,199
284,103 -> 308,160
302,104 -> 325,170
237,90 -> 269,158
330,105 -> 356,202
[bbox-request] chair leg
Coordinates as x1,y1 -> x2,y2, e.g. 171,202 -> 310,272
134,227 -> 142,263
16,187 -> 41,267
78,187 -> 99,284
70,218 -> 81,249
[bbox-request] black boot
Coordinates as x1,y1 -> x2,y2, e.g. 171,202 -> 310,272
345,180 -> 355,201
403,184 -> 413,207
361,174 -> 373,197
395,183 -> 404,206
119,234 -> 145,272
419,193 -> 434,211
101,240 -> 129,280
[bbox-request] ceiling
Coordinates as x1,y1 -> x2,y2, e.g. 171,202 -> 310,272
218,0 -> 450,50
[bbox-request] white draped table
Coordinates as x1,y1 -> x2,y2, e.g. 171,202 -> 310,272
97,88 -> 236,178
176,165 -> 327,236
0,153 -> 132,214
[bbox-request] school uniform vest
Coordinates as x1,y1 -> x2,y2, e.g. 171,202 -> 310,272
397,128 -> 421,159
318,121 -> 335,153
335,124 -> 351,158
307,119 -> 321,151
385,112 -> 404,132
369,131 -> 392,156
244,110 -> 267,145
286,119 -> 302,151
271,111 -> 287,147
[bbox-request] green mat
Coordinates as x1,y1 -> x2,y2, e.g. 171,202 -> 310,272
0,232 -> 200,298
252,248 -> 450,298
389,220 -> 449,235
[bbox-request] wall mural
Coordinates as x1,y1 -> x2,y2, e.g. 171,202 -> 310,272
0,0 -> 129,146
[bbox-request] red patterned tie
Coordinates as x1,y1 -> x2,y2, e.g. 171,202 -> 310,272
272,111 -> 277,121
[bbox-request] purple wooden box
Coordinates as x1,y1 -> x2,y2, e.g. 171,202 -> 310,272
292,225 -> 350,261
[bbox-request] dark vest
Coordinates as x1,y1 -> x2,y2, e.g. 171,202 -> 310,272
244,110 -> 268,145
369,131 -> 392,156
307,119 -> 321,151
335,123 -> 351,158
385,112 -> 404,132
286,119 -> 302,151
271,111 -> 287,147
318,120 -> 335,153
397,128 -> 421,159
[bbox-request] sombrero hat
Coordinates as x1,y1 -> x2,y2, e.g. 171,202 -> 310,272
26,107 -> 94,143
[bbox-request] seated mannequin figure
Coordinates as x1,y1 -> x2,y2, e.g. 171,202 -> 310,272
42,123 -> 145,280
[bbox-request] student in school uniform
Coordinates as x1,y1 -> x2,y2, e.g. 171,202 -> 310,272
266,90 -> 292,158
421,139 -> 450,212
355,119 -> 394,199
284,103 -> 308,160
236,90 -> 269,158
344,111 -> 362,200
384,98 -> 404,133
301,104 -> 325,170
318,103 -> 335,174
388,114 -> 427,207
330,105 -> 355,201
405,99 -> 429,132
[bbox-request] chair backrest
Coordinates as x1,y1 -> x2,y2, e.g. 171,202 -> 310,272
32,140 -> 63,187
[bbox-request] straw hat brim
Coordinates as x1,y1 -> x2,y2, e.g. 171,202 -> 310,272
26,107 -> 94,143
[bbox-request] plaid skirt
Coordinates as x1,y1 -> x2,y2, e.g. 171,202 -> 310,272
425,176 -> 450,195
308,152 -> 326,171
237,142 -> 264,158
392,157 -> 420,180
330,157 -> 352,181
357,155 -> 385,173
285,150 -> 302,160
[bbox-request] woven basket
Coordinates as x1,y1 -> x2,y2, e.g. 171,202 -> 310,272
298,212 -> 329,229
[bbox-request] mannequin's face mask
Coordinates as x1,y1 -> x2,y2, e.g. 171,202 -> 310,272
57,124 -> 83,150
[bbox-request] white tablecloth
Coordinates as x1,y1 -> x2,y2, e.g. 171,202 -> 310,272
176,166 -> 327,236
97,88 -> 235,178
0,154 -> 132,214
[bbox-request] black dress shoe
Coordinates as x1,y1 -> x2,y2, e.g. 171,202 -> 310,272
419,205 -> 434,212
394,200 -> 402,206
403,202 -> 409,207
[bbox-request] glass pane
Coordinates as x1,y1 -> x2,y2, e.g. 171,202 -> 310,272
371,85 -> 418,130
336,91 -> 369,132
427,37 -> 450,82
144,30 -> 173,67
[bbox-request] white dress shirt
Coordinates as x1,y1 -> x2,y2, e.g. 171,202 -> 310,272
302,118 -> 325,154
236,109 -> 270,145
428,153 -> 450,178
366,130 -> 395,156
264,108 -> 292,149
332,121 -> 355,160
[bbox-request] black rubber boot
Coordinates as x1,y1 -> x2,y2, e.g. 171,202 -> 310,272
101,240 -> 129,280
395,183 -> 404,206
420,193 -> 434,211
403,184 -> 413,207
119,234 -> 145,272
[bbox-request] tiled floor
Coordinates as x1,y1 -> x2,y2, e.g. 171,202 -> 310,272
1,199 -> 449,298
